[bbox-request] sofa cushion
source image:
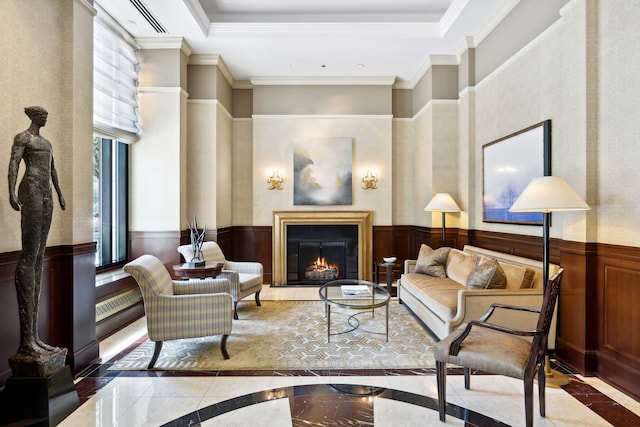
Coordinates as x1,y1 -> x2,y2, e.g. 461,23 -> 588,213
466,257 -> 507,290
414,245 -> 451,278
446,249 -> 479,285
500,263 -> 536,289
401,273 -> 464,320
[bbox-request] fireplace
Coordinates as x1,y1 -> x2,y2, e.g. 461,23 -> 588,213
272,211 -> 373,286
287,225 -> 358,285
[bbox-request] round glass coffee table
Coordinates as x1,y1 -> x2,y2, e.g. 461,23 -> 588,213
318,279 -> 390,342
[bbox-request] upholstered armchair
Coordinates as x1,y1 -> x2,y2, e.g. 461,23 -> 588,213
178,241 -> 263,319
434,268 -> 564,427
123,254 -> 234,369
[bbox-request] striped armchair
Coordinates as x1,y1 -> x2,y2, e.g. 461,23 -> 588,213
123,254 -> 234,369
178,241 -> 263,319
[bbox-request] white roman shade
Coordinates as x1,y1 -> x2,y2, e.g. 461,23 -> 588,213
94,10 -> 140,140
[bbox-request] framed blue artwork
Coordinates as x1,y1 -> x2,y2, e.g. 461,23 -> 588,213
483,120 -> 551,225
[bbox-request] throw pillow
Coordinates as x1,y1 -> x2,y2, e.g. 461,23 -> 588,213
446,249 -> 478,285
466,256 -> 507,290
414,244 -> 451,278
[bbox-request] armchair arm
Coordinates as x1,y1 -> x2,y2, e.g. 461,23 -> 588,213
449,320 -> 540,356
404,259 -> 417,274
478,302 -> 541,322
450,288 -> 544,332
172,277 -> 231,295
224,260 -> 263,275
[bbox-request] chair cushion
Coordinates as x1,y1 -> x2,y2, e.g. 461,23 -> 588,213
466,256 -> 507,290
401,273 -> 463,320
414,244 -> 451,278
238,273 -> 262,292
434,325 -> 532,379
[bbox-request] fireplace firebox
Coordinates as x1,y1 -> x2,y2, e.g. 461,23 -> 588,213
287,225 -> 357,285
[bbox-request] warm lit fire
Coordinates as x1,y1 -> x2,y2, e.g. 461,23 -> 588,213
306,256 -> 339,280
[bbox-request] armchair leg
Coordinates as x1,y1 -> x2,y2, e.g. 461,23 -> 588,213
148,341 -> 163,369
255,290 -> 261,306
436,361 -> 447,422
221,334 -> 230,359
464,367 -> 471,389
524,378 -> 534,427
233,302 -> 239,320
538,362 -> 546,417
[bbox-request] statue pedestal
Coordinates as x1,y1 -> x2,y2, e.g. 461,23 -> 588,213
0,366 -> 80,426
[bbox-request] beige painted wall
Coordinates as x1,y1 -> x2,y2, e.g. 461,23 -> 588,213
0,0 -> 94,250
186,101 -> 218,227
392,119 -> 414,224
251,116 -> 393,226
232,119 -> 254,225
216,103 -> 233,228
473,0 -> 592,242
598,0 -> 640,246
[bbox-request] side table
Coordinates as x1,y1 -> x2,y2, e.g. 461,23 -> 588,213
375,262 -> 397,297
173,262 -> 224,279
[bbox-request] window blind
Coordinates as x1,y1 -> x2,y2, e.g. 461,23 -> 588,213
94,12 -> 140,140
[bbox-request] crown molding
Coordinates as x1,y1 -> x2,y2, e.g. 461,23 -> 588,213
136,37 -> 192,56
182,0 -> 210,36
188,54 -> 235,87
472,0 -> 520,48
76,0 -> 97,16
560,0 -> 581,17
395,53 -> 458,90
209,22 -> 441,38
250,76 -> 396,86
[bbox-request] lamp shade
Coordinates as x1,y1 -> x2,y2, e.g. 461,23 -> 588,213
509,176 -> 590,213
424,193 -> 461,212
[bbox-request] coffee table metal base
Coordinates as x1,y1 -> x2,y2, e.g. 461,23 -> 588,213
326,305 -> 389,342
319,280 -> 390,343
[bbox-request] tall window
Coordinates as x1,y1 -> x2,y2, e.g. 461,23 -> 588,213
93,6 -> 140,268
93,137 -> 128,267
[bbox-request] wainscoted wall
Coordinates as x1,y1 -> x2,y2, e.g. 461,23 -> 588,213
0,244 -> 99,389
210,225 -> 638,399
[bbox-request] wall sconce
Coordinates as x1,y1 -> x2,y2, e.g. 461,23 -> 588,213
362,170 -> 378,189
267,170 -> 284,190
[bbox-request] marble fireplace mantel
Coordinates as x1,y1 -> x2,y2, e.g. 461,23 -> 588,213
272,211 -> 373,286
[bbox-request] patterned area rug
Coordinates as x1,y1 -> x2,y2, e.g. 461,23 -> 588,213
109,300 -> 436,371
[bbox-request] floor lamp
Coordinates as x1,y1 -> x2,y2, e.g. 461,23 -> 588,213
424,193 -> 461,247
509,176 -> 590,387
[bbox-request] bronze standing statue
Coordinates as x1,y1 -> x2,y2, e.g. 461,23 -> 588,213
7,106 -> 67,377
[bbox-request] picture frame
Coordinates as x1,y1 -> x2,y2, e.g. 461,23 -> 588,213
482,120 -> 551,225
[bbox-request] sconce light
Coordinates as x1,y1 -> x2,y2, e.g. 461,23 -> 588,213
362,170 -> 378,190
267,170 -> 284,190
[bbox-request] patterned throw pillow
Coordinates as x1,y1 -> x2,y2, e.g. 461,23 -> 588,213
414,244 -> 451,278
466,256 -> 507,290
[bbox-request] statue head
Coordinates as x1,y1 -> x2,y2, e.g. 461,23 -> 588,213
24,106 -> 48,125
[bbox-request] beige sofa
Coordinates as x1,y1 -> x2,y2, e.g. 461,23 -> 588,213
398,245 -> 560,347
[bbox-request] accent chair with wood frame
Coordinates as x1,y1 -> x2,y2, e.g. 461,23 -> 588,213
178,241 -> 263,319
124,254 -> 234,369
434,268 -> 564,427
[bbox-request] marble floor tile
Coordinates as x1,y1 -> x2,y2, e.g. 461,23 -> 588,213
54,285 -> 640,427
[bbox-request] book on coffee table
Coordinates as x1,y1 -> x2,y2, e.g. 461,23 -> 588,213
341,285 -> 372,297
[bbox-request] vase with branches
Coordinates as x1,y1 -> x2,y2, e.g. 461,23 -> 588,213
187,215 -> 206,266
